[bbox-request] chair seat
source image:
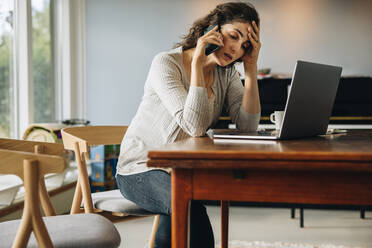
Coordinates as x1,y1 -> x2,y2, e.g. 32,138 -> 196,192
0,213 -> 121,248
85,189 -> 154,216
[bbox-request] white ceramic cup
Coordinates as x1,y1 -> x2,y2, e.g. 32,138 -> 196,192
270,111 -> 284,130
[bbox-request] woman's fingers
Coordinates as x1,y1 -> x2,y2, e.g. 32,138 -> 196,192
248,24 -> 259,42
205,29 -> 222,40
206,36 -> 224,47
248,21 -> 260,49
205,25 -> 219,36
242,21 -> 261,65
252,21 -> 260,38
248,29 -> 259,43
203,30 -> 223,47
248,33 -> 257,48
212,25 -> 219,32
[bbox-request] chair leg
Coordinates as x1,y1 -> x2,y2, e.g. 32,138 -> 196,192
291,208 -> 295,219
148,215 -> 160,248
34,144 -> 57,216
12,209 -> 32,248
70,177 -> 83,214
300,208 -> 304,228
13,160 -> 54,248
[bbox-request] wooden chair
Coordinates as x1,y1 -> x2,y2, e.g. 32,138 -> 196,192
0,139 -> 121,247
0,138 -> 67,217
61,126 -> 159,247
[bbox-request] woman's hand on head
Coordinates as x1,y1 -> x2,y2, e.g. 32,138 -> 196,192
192,25 -> 224,66
242,21 -> 261,73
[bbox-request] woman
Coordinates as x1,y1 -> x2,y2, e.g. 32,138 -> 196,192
116,2 -> 261,247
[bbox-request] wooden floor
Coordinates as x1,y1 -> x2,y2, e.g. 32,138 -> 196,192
114,205 -> 372,248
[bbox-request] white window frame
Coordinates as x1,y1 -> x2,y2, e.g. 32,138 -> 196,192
54,0 -> 86,123
13,0 -> 33,139
12,0 -> 86,139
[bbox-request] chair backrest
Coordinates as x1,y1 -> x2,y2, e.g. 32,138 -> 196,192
0,144 -> 66,248
0,138 -> 65,156
62,126 -> 127,152
61,126 -> 128,214
0,138 -> 66,217
0,149 -> 65,178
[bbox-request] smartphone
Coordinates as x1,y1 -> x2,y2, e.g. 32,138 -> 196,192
204,24 -> 221,56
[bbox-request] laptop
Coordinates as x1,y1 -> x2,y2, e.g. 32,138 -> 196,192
212,60 -> 342,140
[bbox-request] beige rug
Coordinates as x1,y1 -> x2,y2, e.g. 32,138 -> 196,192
215,241 -> 371,248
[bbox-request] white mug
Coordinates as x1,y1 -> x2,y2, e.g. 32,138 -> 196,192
270,111 -> 284,130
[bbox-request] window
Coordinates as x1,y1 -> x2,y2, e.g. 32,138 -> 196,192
0,0 -> 55,138
0,0 -> 85,139
32,0 -> 55,123
0,0 -> 14,138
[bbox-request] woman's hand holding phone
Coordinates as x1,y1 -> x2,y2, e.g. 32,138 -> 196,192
241,21 -> 261,73
192,25 -> 223,66
190,25 -> 223,88
204,25 -> 222,56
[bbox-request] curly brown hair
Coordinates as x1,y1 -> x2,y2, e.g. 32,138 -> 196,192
174,1 -> 260,63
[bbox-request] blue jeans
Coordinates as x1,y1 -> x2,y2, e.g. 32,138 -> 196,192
116,170 -> 215,248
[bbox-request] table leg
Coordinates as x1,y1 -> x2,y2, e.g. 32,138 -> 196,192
361,209 -> 365,219
221,200 -> 229,248
300,208 -> 304,228
172,169 -> 192,248
291,208 -> 295,218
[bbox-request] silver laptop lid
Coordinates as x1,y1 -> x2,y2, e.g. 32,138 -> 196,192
278,60 -> 342,139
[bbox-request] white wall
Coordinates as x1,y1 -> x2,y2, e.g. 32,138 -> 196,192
85,0 -> 372,125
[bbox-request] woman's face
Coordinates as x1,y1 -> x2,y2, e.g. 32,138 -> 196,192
212,21 -> 252,67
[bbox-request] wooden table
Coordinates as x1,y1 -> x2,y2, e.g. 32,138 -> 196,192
147,130 -> 372,248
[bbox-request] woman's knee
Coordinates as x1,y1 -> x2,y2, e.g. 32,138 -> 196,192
116,171 -> 171,214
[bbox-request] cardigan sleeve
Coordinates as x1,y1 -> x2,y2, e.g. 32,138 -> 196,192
147,53 -> 210,137
225,67 -> 261,131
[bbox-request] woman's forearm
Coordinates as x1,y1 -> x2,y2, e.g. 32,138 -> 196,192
242,68 -> 261,114
190,62 -> 206,88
